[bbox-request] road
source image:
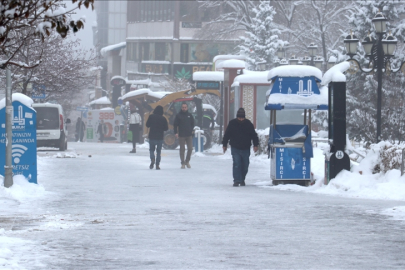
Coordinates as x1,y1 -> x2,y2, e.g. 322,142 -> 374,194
3,142 -> 405,269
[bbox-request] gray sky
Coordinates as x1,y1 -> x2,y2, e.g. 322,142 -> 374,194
65,1 -> 97,51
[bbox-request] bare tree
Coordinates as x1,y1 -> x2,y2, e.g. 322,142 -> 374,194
0,0 -> 94,68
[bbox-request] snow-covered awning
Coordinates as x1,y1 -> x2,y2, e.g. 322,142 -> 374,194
267,65 -> 322,81
89,96 -> 111,105
321,61 -> 350,86
100,42 -> 126,57
193,71 -> 224,82
217,59 -> 246,69
122,88 -> 171,102
232,70 -> 270,86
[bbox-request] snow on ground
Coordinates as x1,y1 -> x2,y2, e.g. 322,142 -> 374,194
1,141 -> 405,268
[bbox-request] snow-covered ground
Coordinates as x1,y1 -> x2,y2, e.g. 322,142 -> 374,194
1,142 -> 405,269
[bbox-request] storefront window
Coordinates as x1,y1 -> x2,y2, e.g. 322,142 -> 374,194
256,86 -> 271,129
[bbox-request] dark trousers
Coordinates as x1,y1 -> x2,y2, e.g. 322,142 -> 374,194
178,136 -> 193,164
149,139 -> 163,165
99,133 -> 104,142
231,147 -> 250,183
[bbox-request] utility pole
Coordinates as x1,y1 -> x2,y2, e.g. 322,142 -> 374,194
4,68 -> 13,188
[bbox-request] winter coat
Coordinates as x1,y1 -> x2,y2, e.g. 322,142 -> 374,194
75,120 -> 85,134
173,110 -> 194,137
146,106 -> 168,140
97,123 -> 107,135
222,118 -> 259,150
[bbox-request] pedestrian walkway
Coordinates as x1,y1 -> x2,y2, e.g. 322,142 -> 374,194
2,142 -> 405,269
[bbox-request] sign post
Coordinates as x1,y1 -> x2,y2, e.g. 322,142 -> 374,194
4,68 -> 13,187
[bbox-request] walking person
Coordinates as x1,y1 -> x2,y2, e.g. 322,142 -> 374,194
129,108 -> 142,153
174,102 -> 194,169
146,105 -> 168,170
75,117 -> 85,142
222,108 -> 259,187
97,120 -> 107,143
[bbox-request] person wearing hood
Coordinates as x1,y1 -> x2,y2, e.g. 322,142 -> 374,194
222,108 -> 259,187
174,102 -> 195,169
146,105 -> 168,170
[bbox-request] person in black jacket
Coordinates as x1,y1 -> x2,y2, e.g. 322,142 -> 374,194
146,105 -> 168,170
174,102 -> 195,169
222,108 -> 259,187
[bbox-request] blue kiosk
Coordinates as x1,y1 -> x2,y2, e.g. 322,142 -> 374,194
265,66 -> 328,186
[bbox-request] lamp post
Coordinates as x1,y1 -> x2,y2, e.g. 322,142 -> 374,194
343,11 -> 402,143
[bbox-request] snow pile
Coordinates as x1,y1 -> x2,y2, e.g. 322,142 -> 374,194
0,175 -> 46,203
55,152 -> 77,158
321,61 -> 350,85
0,228 -> 35,269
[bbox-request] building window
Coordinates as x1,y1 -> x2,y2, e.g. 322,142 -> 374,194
180,44 -> 189,63
127,43 -> 138,61
140,43 -> 150,61
155,43 -> 165,61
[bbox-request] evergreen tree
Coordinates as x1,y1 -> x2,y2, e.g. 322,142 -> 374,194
346,0 -> 405,143
239,0 -> 286,70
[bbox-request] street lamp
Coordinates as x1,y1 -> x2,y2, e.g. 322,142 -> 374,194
343,10 -> 404,143
313,56 -> 324,70
257,61 -> 267,71
327,56 -> 337,70
289,55 -> 299,65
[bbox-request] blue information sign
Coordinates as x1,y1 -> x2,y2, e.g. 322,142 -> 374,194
32,84 -> 46,99
196,81 -> 220,90
76,106 -> 89,112
275,147 -> 310,180
0,100 -> 37,183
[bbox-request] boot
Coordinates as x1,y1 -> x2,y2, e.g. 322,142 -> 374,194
186,162 -> 191,168
150,159 -> 155,169
181,164 -> 185,169
156,164 -> 160,170
130,148 -> 136,153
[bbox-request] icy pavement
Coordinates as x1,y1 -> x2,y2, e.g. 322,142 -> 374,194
1,142 -> 405,269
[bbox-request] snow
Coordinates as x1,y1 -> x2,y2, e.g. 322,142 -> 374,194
193,71 -> 224,82
267,85 -> 328,108
1,142 -> 405,268
202,104 -> 217,115
110,75 -> 126,83
141,61 -> 171,65
122,88 -> 171,101
268,65 -> 323,81
89,96 -> 111,105
321,61 -> 351,85
100,42 -> 126,57
216,59 -> 246,69
0,93 -> 34,110
213,55 -> 246,63
232,70 -> 270,85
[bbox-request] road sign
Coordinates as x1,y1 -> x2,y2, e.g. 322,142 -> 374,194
32,93 -> 46,99
76,106 -> 89,112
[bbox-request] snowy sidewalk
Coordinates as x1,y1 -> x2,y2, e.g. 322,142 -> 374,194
1,142 -> 405,269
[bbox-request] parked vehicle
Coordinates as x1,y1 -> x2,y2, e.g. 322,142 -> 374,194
32,103 -> 71,151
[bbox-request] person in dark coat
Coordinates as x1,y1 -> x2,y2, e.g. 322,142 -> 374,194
173,102 -> 195,169
222,108 -> 259,187
97,120 -> 107,143
129,108 -> 142,153
75,117 -> 86,142
146,105 -> 168,170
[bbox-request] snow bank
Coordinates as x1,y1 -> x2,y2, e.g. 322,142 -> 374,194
268,65 -> 322,81
0,93 -> 34,110
0,175 -> 46,203
321,61 -> 350,85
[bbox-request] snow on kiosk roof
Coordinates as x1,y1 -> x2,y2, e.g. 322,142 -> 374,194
122,88 -> 171,102
0,93 -> 34,111
193,71 -> 224,82
265,65 -> 327,111
267,65 -> 322,81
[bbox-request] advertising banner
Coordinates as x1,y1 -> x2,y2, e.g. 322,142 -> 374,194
86,109 -> 123,143
0,100 -> 37,183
